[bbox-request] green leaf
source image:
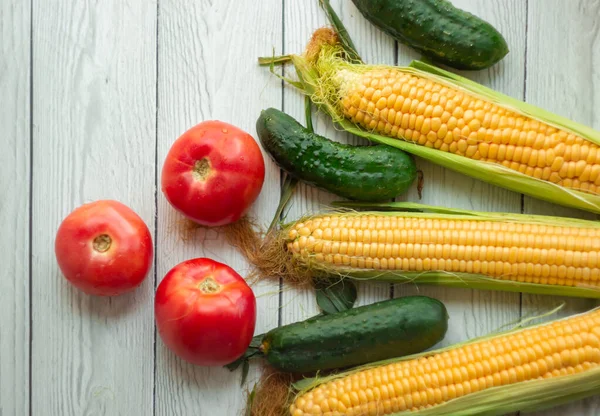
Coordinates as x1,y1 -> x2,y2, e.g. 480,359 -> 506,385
224,333 -> 265,372
241,360 -> 250,386
266,174 -> 298,235
318,0 -> 362,63
305,96 -> 314,133
245,384 -> 257,416
249,334 -> 264,349
315,279 -> 357,314
258,55 -> 292,66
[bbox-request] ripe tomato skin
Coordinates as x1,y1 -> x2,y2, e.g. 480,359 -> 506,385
155,258 -> 256,366
161,120 -> 265,227
54,200 -> 153,296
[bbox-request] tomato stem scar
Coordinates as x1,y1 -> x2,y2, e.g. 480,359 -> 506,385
93,234 -> 112,252
192,158 -> 211,181
199,277 -> 221,294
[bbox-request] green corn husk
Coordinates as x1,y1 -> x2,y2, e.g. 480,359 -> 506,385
268,202 -> 600,298
286,305 -> 600,416
260,30 -> 600,214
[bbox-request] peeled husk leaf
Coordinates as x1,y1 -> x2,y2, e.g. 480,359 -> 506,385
264,28 -> 600,214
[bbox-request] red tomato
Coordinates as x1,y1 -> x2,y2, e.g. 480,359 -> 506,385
161,121 -> 265,227
155,258 -> 256,366
54,200 -> 153,296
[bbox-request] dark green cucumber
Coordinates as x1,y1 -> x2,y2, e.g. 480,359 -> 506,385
256,108 -> 416,201
262,296 -> 448,373
351,0 -> 509,70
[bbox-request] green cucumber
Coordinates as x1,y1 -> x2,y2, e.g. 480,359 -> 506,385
351,0 -> 509,70
256,108 -> 416,201
262,296 -> 448,373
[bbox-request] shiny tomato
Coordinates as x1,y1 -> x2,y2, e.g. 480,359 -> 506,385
54,200 -> 153,296
161,120 -> 265,227
155,258 -> 256,366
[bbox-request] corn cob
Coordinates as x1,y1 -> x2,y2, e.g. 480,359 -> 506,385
268,203 -> 600,298
288,307 -> 600,416
337,67 -> 599,194
289,213 -> 600,284
269,28 -> 600,214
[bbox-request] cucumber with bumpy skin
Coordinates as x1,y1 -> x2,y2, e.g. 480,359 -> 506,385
256,108 -> 416,201
261,296 -> 448,373
351,0 -> 509,70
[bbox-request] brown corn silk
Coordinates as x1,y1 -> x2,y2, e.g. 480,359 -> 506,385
247,369 -> 295,416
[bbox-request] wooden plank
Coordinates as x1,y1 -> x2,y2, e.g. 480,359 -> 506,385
280,0 -> 396,327
154,1 -> 282,414
30,1 -> 157,415
522,0 -> 600,414
395,0 -> 525,353
0,0 -> 30,414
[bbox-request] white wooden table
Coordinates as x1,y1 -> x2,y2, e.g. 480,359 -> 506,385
2,0 -> 599,415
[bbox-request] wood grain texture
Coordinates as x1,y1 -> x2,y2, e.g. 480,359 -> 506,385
0,0 -> 30,415
154,1 -> 281,414
522,0 -> 600,414
394,1 -> 525,355
0,0 -> 595,414
31,1 -> 157,415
